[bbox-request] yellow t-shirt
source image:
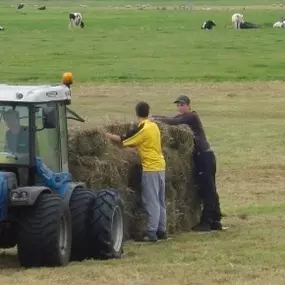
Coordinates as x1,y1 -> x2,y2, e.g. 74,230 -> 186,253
122,119 -> 165,171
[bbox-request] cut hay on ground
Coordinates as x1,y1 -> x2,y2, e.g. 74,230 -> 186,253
68,122 -> 201,239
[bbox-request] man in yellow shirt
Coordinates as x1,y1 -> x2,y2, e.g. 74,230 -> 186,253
105,101 -> 166,242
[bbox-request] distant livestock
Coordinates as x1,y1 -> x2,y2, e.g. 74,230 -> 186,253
232,13 -> 244,29
273,19 -> 285,28
240,21 -> 261,29
201,20 -> 216,30
17,3 -> 24,10
69,12 -> 84,29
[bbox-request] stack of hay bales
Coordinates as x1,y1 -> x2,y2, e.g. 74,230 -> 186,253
68,121 -> 201,239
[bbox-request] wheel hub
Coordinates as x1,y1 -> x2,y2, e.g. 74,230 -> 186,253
111,205 -> 124,252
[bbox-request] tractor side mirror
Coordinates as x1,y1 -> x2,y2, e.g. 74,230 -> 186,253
42,106 -> 57,129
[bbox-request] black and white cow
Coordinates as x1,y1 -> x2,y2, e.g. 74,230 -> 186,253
273,17 -> 285,28
201,20 -> 216,30
69,13 -> 85,29
240,21 -> 261,29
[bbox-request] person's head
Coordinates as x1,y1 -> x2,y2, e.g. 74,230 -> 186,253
135,101 -> 150,119
3,109 -> 20,133
173,95 -> 191,114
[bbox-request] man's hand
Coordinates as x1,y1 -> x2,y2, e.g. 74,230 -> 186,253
105,133 -> 122,142
149,115 -> 166,121
14,152 -> 29,163
105,133 -> 112,140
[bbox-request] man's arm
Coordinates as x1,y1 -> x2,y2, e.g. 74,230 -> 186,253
150,115 -> 168,119
105,133 -> 122,142
105,124 -> 145,147
121,125 -> 145,147
4,139 -> 8,152
152,114 -> 190,126
4,131 -> 10,152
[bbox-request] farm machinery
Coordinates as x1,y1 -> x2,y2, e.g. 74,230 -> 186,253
0,73 -> 125,267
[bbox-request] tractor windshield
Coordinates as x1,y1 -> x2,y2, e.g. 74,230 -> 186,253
0,105 -> 30,165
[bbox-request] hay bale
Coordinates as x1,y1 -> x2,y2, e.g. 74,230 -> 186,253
69,122 -> 201,239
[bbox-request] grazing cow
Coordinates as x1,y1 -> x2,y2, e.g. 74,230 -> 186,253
201,20 -> 216,30
232,13 -> 244,29
69,13 -> 84,29
240,21 -> 261,29
17,3 -> 24,10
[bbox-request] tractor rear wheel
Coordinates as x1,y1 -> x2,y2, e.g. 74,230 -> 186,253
88,189 -> 124,259
69,188 -> 95,261
17,193 -> 71,268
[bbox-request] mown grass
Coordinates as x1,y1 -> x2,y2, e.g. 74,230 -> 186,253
1,2 -> 285,83
1,1 -> 285,284
2,82 -> 285,284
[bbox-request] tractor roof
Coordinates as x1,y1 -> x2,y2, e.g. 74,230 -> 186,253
0,84 -> 71,104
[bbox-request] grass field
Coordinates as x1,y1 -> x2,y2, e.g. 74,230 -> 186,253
1,1 -> 285,82
1,1 -> 285,284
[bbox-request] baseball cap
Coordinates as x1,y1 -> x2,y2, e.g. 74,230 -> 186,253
173,95 -> 190,105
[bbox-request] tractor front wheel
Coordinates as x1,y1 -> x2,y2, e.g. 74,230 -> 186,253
0,223 -> 17,249
17,193 -> 71,268
69,188 -> 95,261
88,189 -> 124,259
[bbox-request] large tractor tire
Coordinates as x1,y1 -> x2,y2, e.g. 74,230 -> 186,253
17,193 -> 71,268
0,223 -> 17,249
69,188 -> 95,261
88,189 -> 124,259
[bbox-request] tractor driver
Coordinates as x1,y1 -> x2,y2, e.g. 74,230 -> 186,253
3,109 -> 29,163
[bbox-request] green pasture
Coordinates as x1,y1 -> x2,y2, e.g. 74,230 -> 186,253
0,2 -> 285,83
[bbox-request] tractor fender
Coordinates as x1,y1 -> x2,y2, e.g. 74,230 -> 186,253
9,187 -> 51,206
60,182 -> 86,207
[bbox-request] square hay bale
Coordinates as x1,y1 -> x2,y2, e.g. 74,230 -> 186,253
68,122 -> 201,239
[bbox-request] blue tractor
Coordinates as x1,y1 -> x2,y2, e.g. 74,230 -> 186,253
0,73 -> 125,267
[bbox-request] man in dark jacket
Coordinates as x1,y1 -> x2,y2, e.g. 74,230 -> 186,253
151,95 -> 223,231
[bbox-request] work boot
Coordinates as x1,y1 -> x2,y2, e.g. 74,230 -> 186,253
144,235 -> 158,242
191,222 -> 211,232
211,221 -> 223,231
156,230 -> 168,240
135,231 -> 158,242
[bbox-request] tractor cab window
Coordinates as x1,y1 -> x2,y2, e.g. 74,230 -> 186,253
0,105 -> 30,165
35,103 -> 60,173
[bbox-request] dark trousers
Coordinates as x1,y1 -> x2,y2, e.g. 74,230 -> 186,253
193,150 -> 222,224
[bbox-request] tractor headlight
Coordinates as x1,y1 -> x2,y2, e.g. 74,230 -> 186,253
11,192 -> 20,200
10,191 -> 28,201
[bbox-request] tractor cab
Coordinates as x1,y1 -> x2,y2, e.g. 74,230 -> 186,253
0,73 -> 84,186
0,73 -> 125,268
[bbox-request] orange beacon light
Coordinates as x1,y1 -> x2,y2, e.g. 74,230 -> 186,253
62,72 -> 73,86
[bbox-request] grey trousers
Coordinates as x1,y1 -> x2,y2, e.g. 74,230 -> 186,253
141,171 -> 166,235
